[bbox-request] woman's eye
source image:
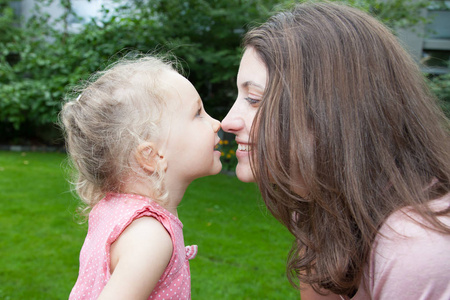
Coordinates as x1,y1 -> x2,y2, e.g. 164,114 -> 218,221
196,108 -> 202,116
244,97 -> 261,105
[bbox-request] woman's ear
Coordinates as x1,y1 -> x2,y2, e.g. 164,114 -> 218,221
135,142 -> 167,173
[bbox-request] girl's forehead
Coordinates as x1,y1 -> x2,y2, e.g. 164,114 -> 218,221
162,71 -> 200,105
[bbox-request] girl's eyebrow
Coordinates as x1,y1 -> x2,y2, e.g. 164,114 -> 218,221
193,98 -> 202,111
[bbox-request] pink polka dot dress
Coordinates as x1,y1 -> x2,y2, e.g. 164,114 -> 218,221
69,193 -> 197,300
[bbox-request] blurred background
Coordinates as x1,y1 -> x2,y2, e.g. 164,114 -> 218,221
1,0 -> 450,299
0,0 -> 449,148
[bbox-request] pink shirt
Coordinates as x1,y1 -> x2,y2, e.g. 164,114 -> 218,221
353,194 -> 450,299
69,193 -> 197,300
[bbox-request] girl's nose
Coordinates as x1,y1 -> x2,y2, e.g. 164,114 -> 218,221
211,117 -> 221,133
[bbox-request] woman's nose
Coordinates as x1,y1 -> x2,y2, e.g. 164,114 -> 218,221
221,107 -> 244,134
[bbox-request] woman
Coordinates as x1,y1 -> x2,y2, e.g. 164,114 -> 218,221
221,2 -> 450,299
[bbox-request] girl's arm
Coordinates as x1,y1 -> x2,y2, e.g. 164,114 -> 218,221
98,217 -> 173,300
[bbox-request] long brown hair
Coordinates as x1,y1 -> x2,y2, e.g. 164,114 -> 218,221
245,2 -> 450,295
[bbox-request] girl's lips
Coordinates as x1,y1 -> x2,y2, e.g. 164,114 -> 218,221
214,137 -> 221,150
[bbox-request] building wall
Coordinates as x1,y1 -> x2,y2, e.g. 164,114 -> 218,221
397,6 -> 450,74
17,0 -> 117,32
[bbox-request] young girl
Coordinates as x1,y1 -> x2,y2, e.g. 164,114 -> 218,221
61,55 -> 222,299
222,2 -> 450,299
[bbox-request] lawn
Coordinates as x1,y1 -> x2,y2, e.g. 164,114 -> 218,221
0,151 -> 299,299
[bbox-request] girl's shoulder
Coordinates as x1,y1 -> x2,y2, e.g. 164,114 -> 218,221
93,193 -> 181,225
89,193 -> 182,239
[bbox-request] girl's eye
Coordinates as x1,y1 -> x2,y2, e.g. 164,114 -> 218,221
196,108 -> 202,117
244,97 -> 261,105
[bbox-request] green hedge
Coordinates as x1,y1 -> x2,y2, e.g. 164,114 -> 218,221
1,0 -> 448,145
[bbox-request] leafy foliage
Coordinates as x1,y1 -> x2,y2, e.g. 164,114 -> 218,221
0,0 -> 448,144
429,72 -> 450,118
0,0 -> 279,144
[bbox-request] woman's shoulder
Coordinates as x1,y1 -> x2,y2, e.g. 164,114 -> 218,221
379,193 -> 450,238
288,194 -> 449,300
358,194 -> 450,299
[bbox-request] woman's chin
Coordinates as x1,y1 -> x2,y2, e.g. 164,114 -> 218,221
235,163 -> 255,183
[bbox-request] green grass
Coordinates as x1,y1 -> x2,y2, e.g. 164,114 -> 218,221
0,151 -> 298,299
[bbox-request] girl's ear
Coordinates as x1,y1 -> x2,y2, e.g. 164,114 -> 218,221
135,142 -> 167,173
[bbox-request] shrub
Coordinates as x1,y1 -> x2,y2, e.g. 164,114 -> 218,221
0,0 -> 280,145
218,138 -> 238,172
428,72 -> 450,118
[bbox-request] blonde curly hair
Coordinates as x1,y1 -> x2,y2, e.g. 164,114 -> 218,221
60,54 -> 180,213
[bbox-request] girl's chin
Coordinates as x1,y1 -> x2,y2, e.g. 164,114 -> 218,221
210,159 -> 223,175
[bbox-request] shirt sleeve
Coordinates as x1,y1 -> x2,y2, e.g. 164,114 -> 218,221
367,211 -> 450,300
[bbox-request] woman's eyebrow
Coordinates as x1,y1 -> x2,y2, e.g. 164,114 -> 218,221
243,80 -> 264,90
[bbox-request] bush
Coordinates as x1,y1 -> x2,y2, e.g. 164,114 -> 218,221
428,72 -> 450,118
218,138 -> 238,172
0,0 -> 281,145
0,0 -> 447,145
